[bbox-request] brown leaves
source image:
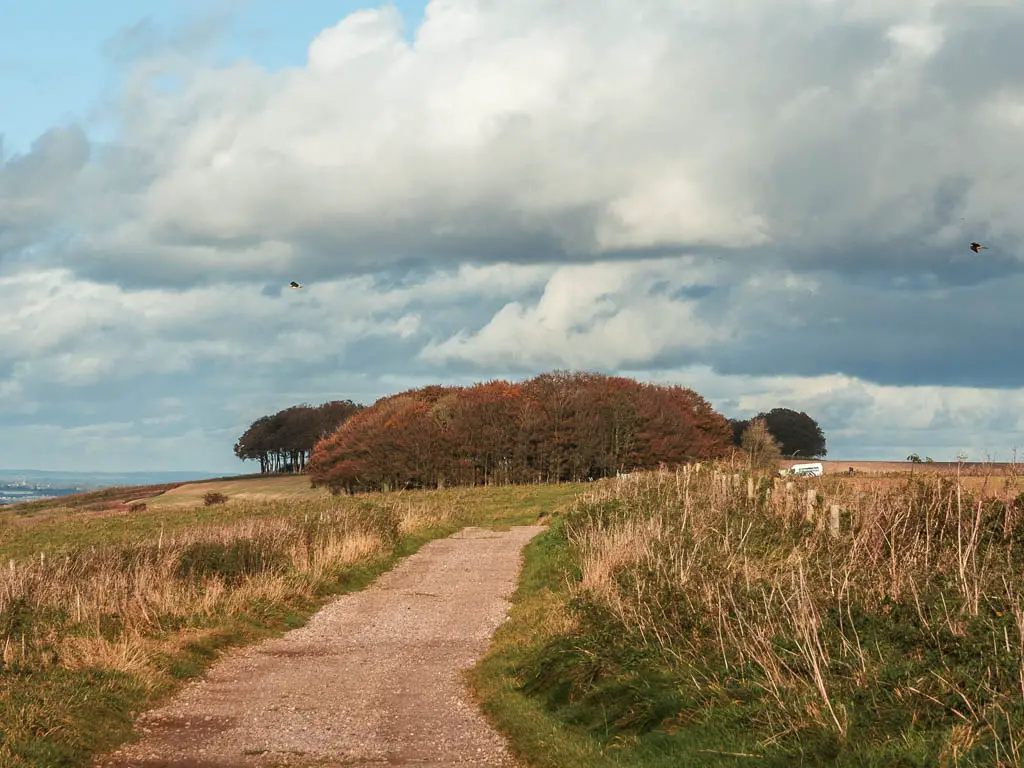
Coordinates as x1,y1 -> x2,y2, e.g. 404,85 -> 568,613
307,372 -> 734,493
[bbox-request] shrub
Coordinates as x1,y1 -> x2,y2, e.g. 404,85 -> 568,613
203,492 -> 228,507
175,539 -> 289,584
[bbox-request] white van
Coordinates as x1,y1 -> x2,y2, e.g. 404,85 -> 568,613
779,462 -> 824,477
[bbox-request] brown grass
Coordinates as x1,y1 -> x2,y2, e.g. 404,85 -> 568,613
555,458 -> 1024,759
0,478 -> 587,767
0,494 -> 457,677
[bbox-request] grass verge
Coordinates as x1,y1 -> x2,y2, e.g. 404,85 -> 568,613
470,465 -> 1024,767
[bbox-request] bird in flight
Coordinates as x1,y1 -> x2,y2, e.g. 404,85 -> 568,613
969,242 -> 987,254
289,281 -> 303,289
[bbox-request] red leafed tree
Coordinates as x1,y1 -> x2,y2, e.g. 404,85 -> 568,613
307,371 -> 733,493
449,380 -> 522,485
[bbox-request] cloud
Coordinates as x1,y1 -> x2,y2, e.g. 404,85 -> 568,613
416,255 -> 1024,391
420,258 -> 731,370
7,0 -> 1024,469
0,127 -> 90,260
636,364 -> 1024,462
4,255 -> 1024,469
0,261 -> 549,448
44,0 -> 1021,290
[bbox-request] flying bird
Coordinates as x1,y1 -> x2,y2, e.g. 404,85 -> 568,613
969,242 -> 987,254
289,281 -> 303,288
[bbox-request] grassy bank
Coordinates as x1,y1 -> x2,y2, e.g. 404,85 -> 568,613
0,480 -> 584,767
470,465 -> 1024,767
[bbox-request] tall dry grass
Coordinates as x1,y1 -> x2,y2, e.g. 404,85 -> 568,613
562,460 -> 1024,761
0,494 -> 461,677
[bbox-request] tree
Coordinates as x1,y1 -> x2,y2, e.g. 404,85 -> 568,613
907,453 -> 922,463
728,418 -> 750,447
234,415 -> 273,473
307,371 -> 735,493
234,399 -> 365,474
317,400 -> 363,439
757,408 -> 826,458
741,418 -> 782,471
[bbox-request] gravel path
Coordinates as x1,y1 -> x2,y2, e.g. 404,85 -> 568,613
96,525 -> 546,768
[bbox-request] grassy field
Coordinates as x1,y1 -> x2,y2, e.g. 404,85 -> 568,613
134,474 -> 330,509
470,461 -> 1024,767
9,463 -> 1023,767
0,476 -> 585,767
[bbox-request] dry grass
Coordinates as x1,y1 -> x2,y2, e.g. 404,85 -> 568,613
539,459 -> 1024,763
783,459 -> 1024,477
0,495 -> 458,668
0,479 -> 584,767
0,493 -> 467,766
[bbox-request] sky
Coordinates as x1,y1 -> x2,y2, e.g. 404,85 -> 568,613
3,0 -> 1024,473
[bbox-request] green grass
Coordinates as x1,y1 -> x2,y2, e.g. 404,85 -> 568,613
0,481 -> 580,559
469,517 -> 779,768
0,478 -> 586,767
0,669 -> 152,767
0,500 -> 293,559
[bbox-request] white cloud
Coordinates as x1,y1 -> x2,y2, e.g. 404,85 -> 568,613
420,258 -> 731,368
639,364 -> 1024,461
49,0 -> 1024,287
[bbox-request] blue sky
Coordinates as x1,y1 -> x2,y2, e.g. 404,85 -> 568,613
1,0 -> 427,154
4,0 -> 1024,473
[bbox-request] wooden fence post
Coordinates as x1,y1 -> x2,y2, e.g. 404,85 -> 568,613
805,488 -> 816,524
829,504 -> 840,538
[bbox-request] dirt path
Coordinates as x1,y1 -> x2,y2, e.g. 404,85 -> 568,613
96,525 -> 546,768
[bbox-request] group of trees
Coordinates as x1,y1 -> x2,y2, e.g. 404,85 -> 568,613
234,400 -> 364,474
305,372 -> 734,494
233,377 -> 829,491
728,408 -> 827,459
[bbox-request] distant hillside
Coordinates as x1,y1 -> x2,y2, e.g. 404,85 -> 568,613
0,469 -> 225,486
0,469 -> 225,506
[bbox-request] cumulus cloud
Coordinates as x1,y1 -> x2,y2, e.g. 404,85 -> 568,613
0,261 -> 554,465
637,365 -> 1024,462
420,258 -> 731,370
0,127 -> 89,259
0,264 -> 531,388
45,0 -> 1024,289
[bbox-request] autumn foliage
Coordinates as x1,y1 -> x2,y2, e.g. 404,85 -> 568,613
306,372 -> 733,493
